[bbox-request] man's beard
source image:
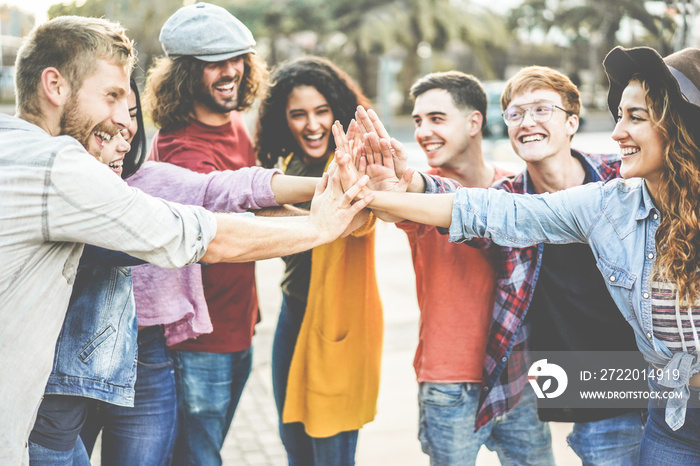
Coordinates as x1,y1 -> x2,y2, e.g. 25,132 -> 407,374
195,79 -> 239,114
59,95 -> 94,152
59,95 -> 121,160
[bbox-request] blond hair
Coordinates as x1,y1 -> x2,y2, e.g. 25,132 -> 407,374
15,15 -> 135,117
501,65 -> 581,116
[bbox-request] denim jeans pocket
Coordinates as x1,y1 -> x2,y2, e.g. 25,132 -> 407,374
420,383 -> 467,407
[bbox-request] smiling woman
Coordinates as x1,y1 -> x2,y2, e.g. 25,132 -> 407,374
254,56 -> 381,466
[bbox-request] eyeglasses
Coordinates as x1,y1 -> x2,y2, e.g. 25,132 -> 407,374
502,103 -> 573,127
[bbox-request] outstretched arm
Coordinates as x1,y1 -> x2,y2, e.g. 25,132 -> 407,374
201,170 -> 373,263
334,150 -> 452,226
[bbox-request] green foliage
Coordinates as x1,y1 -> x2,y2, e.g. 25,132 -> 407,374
45,0 -> 511,104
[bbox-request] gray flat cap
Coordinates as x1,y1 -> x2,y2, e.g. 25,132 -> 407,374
160,2 -> 256,62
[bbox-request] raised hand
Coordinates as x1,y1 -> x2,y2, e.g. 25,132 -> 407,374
309,169 -> 373,242
332,121 -> 362,192
355,106 -> 407,180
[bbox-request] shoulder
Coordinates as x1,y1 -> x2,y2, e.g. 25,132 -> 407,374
576,150 -> 622,181
491,173 -> 519,192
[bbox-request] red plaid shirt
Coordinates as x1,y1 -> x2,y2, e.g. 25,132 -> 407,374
424,150 -> 621,430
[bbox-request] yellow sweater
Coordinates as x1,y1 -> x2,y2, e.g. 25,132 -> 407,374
282,155 -> 384,437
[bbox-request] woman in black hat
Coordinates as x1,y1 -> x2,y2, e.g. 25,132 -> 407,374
603,46 -> 700,464
339,45 -> 700,464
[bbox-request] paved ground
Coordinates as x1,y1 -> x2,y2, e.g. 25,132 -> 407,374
221,223 -> 583,465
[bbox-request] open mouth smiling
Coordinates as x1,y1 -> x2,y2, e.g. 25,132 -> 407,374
520,134 -> 545,143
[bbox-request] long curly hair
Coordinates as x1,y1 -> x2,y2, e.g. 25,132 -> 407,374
638,76 -> 700,303
144,53 -> 267,132
255,56 -> 370,168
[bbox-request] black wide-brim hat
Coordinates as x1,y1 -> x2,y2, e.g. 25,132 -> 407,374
603,46 -> 700,120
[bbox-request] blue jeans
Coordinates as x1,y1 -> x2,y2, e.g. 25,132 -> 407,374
272,293 -> 358,466
418,382 -> 554,465
171,347 -> 252,466
567,411 -> 645,465
638,378 -> 700,465
27,439 -> 91,466
80,326 -> 178,466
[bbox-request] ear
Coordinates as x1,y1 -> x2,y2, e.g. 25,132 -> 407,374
468,111 -> 484,137
41,67 -> 70,108
565,113 -> 579,137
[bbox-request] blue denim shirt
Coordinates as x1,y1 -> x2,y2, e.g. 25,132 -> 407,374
448,177 -> 699,430
44,247 -> 143,406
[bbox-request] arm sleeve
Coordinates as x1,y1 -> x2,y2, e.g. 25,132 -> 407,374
128,162 -> 281,213
47,147 -> 216,269
448,183 -> 603,247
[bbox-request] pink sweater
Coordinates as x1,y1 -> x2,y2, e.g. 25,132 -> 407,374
125,161 -> 280,344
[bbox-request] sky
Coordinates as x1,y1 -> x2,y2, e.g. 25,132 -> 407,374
2,0 -> 55,22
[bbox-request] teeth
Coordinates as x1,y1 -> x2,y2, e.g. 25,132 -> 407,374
108,160 -> 123,169
305,134 -> 323,141
522,134 -> 544,143
424,143 -> 443,152
621,147 -> 639,155
216,82 -> 234,91
95,131 -> 112,142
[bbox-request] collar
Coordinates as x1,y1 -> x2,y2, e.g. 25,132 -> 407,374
635,180 -> 660,221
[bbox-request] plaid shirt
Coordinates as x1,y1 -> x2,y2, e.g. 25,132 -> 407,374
424,149 -> 621,430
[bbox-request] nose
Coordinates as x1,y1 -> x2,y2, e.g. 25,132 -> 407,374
221,58 -> 241,78
113,97 -> 131,130
415,123 -> 432,140
307,114 -> 321,131
520,108 -> 537,127
611,119 -> 626,142
115,132 -> 131,155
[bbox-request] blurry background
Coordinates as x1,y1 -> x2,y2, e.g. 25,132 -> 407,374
1,2 -> 696,464
1,0 -> 699,125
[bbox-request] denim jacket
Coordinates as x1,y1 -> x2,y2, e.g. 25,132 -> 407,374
447,177 -> 700,430
44,247 -> 143,406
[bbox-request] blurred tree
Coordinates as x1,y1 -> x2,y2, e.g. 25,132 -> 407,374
224,0 -> 329,65
509,0 -> 676,103
47,0 -> 511,111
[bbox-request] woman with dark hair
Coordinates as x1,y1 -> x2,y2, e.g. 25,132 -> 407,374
255,56 -> 382,466
347,46 -> 700,464
121,78 -> 147,179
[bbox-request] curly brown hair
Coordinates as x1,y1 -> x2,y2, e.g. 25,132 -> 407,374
636,76 -> 700,303
144,53 -> 267,132
255,56 -> 370,168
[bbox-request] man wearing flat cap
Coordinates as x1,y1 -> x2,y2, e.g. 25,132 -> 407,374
143,3 -> 269,463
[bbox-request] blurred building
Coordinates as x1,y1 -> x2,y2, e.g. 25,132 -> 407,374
0,4 -> 34,101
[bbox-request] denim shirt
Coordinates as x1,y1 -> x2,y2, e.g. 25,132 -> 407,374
448,177 -> 700,430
